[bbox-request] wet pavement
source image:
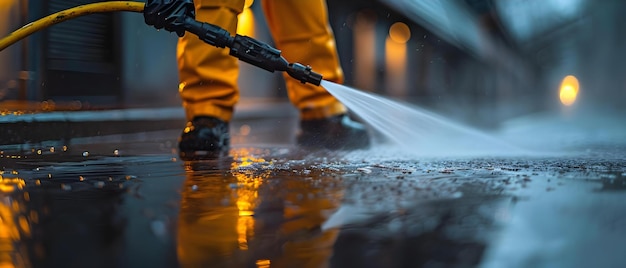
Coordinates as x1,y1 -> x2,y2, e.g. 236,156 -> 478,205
1,114 -> 626,268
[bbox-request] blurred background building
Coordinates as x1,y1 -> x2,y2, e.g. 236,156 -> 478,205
1,0 -> 625,127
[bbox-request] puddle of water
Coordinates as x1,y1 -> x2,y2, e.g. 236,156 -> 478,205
481,170 -> 626,268
321,80 -> 527,157
0,144 -> 514,268
3,132 -> 624,268
176,153 -> 347,267
0,147 -> 354,267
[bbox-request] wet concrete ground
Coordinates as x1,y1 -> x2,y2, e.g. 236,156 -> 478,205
1,116 -> 625,268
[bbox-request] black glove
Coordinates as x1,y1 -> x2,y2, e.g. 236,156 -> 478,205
144,0 -> 195,37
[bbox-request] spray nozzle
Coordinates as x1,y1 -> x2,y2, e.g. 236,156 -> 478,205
286,63 -> 323,86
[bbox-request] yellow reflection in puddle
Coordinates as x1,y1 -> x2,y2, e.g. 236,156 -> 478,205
178,148 -> 270,266
0,176 -> 28,268
177,148 -> 341,267
230,149 -> 271,249
256,259 -> 270,268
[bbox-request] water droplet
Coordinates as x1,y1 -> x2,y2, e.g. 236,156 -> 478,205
357,167 -> 372,174
113,149 -> 119,156
36,150 -> 42,155
239,125 -> 251,136
125,175 -> 137,180
191,185 -> 199,191
79,176 -> 85,182
50,147 -> 55,153
151,220 -> 167,238
61,184 -> 72,191
82,151 -> 89,157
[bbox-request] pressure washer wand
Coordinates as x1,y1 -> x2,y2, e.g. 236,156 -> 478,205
183,17 -> 322,86
0,1 -> 320,86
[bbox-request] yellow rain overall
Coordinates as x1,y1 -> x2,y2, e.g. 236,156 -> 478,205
177,0 -> 347,122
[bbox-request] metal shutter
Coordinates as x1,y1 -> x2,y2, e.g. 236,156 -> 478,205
43,0 -> 121,104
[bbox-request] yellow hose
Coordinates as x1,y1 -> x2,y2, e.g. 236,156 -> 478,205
0,1 -> 145,52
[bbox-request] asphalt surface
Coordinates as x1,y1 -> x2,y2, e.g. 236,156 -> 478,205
1,113 -> 625,268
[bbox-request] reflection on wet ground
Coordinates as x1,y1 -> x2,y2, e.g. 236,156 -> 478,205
1,131 -> 625,267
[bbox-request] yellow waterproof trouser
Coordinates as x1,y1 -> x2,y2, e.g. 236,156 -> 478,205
177,0 -> 346,122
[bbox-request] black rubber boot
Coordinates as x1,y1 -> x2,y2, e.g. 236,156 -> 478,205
297,114 -> 370,150
178,116 -> 230,159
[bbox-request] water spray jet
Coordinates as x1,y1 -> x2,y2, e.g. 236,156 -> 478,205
321,80 -> 528,157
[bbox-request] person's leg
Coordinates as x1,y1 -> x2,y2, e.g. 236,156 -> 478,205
177,0 -> 245,156
177,0 -> 245,122
261,0 -> 369,149
261,0 -> 345,120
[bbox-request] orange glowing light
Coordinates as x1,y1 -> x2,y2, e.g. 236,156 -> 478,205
256,259 -> 271,268
239,125 -> 251,136
385,34 -> 408,96
353,10 -> 378,91
0,1 -> 15,9
389,22 -> 411,44
559,75 -> 579,106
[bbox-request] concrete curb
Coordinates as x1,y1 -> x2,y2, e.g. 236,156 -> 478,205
0,101 -> 298,146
